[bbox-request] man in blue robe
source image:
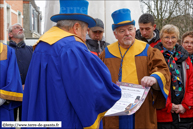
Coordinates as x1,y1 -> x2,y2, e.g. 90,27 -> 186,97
0,43 -> 23,128
22,0 -> 121,128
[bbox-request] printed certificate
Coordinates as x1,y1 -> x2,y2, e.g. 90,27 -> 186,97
105,82 -> 150,116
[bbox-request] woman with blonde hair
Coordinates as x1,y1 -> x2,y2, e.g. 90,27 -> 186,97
154,24 -> 193,129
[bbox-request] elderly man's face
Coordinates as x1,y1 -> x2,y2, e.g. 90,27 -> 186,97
9,25 -> 25,40
114,24 -> 136,49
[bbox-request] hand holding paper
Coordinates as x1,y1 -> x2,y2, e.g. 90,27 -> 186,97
141,76 -> 157,87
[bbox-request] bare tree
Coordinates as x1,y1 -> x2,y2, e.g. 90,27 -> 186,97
140,0 -> 193,38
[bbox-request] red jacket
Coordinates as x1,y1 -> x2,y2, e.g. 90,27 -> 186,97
157,57 -> 193,122
149,39 -> 161,47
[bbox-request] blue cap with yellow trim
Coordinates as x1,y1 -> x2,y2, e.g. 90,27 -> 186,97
51,0 -> 96,28
111,8 -> 135,31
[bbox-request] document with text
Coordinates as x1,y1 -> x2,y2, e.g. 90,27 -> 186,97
105,82 -> 150,116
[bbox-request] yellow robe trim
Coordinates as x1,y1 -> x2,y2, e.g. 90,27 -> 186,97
33,26 -> 85,49
0,43 -> 3,54
0,89 -> 23,98
152,72 -> 169,95
107,39 -> 147,84
84,111 -> 106,129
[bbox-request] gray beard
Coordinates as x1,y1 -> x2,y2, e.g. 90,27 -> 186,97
123,35 -> 133,45
13,33 -> 25,39
123,40 -> 132,45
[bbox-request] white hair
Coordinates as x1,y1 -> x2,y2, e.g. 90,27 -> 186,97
8,23 -> 22,33
56,20 -> 87,31
8,23 -> 23,40
114,29 -> 117,34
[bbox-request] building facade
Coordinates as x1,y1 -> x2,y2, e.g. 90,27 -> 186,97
23,0 -> 42,39
0,0 -> 23,44
0,0 -> 42,44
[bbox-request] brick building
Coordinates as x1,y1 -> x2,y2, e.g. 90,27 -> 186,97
0,0 -> 23,44
0,0 -> 42,44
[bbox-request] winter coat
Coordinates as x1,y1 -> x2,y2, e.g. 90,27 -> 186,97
9,40 -> 33,84
154,42 -> 193,122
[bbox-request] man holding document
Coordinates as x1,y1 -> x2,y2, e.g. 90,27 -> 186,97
99,8 -> 171,129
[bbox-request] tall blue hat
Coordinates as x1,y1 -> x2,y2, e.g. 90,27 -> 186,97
51,0 -> 96,28
111,8 -> 135,31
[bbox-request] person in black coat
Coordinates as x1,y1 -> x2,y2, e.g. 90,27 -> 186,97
8,23 -> 33,121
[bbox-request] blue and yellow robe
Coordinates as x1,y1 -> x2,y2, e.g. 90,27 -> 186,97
99,40 -> 170,129
21,27 -> 121,129
0,43 -> 23,128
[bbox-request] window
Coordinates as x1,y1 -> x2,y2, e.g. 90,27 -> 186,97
6,4 -> 11,29
31,7 -> 38,32
17,11 -> 22,24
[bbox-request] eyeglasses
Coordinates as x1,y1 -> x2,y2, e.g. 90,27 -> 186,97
183,42 -> 193,46
13,26 -> 24,31
163,36 -> 177,40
